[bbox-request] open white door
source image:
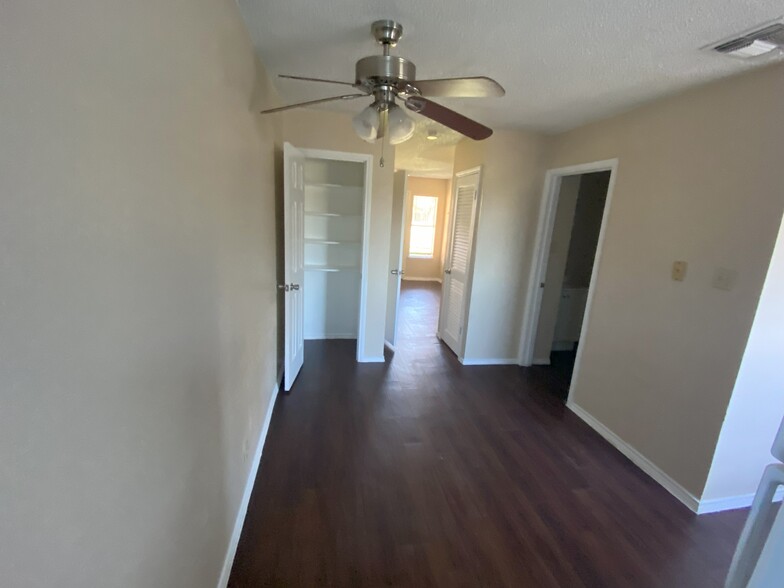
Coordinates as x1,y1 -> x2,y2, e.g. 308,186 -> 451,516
283,143 -> 305,391
439,169 -> 480,356
385,171 -> 408,349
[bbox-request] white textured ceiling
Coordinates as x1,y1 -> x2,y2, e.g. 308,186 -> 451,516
238,0 -> 782,135
392,122 -> 462,176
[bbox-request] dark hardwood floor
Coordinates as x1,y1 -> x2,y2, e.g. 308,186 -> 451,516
229,281 -> 747,587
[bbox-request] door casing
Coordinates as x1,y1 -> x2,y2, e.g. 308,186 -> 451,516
283,144 -> 375,391
516,158 -> 619,406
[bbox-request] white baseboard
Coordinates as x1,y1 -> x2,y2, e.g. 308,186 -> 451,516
384,340 -> 395,353
567,401 -> 701,513
304,333 -> 357,340
217,380 -> 280,588
358,355 -> 385,363
402,277 -> 442,283
697,487 -> 784,515
459,357 -> 519,366
532,357 -> 551,366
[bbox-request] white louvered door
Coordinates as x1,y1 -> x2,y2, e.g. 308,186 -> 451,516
439,170 -> 480,355
284,143 -> 305,391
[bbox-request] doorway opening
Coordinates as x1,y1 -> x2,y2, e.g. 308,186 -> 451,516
386,174 -> 453,352
519,160 -> 617,400
282,144 -> 373,391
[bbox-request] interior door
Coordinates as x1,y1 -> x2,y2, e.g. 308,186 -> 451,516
283,143 -> 305,391
439,170 -> 480,355
385,171 -> 408,348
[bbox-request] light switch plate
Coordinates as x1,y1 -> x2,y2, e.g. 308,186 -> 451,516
713,267 -> 738,291
672,261 -> 687,281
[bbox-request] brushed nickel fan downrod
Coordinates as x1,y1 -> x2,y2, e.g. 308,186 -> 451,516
371,19 -> 404,48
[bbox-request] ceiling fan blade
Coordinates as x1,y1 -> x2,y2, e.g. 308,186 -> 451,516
413,76 -> 505,98
405,96 -> 493,141
261,93 -> 366,114
279,74 -> 360,88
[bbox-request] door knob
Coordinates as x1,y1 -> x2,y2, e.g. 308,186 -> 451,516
391,269 -> 398,275
290,283 -> 300,291
444,268 -> 452,274
278,284 -> 289,291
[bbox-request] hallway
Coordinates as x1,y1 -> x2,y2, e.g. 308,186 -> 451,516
395,279 -> 442,346
229,282 -> 747,587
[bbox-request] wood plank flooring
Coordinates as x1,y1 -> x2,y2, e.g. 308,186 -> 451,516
229,281 -> 747,587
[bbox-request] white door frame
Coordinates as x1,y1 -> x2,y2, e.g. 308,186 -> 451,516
437,166 -> 483,358
300,148 -> 373,363
517,159 -> 618,398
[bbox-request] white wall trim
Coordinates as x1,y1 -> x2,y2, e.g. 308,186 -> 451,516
358,355 -> 385,363
698,487 -> 784,515
532,358 -> 551,366
402,276 -> 442,283
518,159 -> 618,371
459,357 -> 519,366
217,380 -> 280,588
304,333 -> 357,340
384,340 -> 395,353
567,400 -> 701,512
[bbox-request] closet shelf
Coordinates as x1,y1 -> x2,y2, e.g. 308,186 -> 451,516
304,238 -> 360,245
304,265 -> 361,273
304,212 -> 362,218
305,182 -> 363,190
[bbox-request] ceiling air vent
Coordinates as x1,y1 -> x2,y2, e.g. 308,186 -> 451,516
709,20 -> 784,59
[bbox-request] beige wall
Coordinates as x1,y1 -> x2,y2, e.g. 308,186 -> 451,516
281,109 -> 393,360
702,213 -> 784,503
548,63 -> 784,497
1,1 -> 281,586
402,177 -> 450,281
454,131 -> 547,361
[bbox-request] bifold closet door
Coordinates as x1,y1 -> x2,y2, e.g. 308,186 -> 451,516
439,170 -> 480,356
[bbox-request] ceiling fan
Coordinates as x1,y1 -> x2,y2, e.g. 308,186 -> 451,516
260,20 -> 505,146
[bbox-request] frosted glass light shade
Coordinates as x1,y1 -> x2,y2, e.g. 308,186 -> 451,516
352,104 -> 379,143
387,104 -> 416,145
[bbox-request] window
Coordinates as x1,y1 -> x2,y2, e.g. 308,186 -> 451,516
408,195 -> 438,258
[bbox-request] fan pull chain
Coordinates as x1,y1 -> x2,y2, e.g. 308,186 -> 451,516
380,137 -> 385,168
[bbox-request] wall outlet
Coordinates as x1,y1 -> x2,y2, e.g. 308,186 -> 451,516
712,267 -> 738,291
671,261 -> 688,281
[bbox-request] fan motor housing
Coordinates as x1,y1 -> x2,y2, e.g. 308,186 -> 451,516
355,55 -> 416,92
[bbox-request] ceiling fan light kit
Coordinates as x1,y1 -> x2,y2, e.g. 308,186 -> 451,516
261,19 -> 505,153
351,104 -> 380,142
